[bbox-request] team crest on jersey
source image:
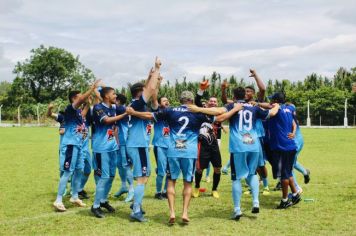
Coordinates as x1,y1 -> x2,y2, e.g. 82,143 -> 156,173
107,129 -> 114,140
242,133 -> 254,144
163,127 -> 170,137
175,139 -> 187,149
146,124 -> 152,135
142,166 -> 147,175
75,124 -> 85,134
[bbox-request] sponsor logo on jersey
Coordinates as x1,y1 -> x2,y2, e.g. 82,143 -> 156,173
242,133 -> 254,144
175,139 -> 187,149
146,124 -> 152,135
107,129 -> 114,140
163,127 -> 170,137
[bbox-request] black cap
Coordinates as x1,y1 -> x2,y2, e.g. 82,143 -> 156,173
130,82 -> 144,95
268,92 -> 286,103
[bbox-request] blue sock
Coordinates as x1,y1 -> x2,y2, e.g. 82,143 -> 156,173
294,161 -> 307,175
101,177 -> 114,203
94,178 -> 106,208
71,169 -> 82,199
133,184 -> 145,213
224,160 -> 231,170
156,175 -> 164,193
232,180 -> 242,212
292,171 -> 300,191
126,168 -> 134,191
206,164 -> 211,177
80,174 -> 90,192
247,175 -> 259,206
118,166 -> 127,190
262,177 -> 268,188
56,171 -> 72,202
94,174 -> 100,185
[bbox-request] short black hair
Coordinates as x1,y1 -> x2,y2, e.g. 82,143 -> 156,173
99,87 -> 115,99
158,96 -> 167,104
130,82 -> 144,98
116,93 -> 127,105
245,85 -> 255,92
68,90 -> 80,103
233,87 -> 246,100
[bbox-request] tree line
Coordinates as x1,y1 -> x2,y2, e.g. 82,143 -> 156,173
0,45 -> 355,125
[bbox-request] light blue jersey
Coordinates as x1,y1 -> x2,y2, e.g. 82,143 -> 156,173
126,96 -> 152,148
116,105 -> 129,146
152,108 -> 170,148
226,101 -> 269,153
92,103 -> 119,153
61,104 -> 85,146
255,119 -> 265,138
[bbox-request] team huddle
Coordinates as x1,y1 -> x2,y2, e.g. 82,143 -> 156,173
49,57 -> 311,224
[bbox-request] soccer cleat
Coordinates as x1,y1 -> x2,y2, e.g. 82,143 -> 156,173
130,203 -> 146,214
70,198 -> 86,207
130,212 -> 147,222
161,192 -> 168,199
231,211 -> 243,221
252,203 -> 260,214
91,206 -> 105,218
100,201 -> 115,213
78,190 -> 89,199
154,192 -> 164,200
243,189 -> 251,195
262,187 -> 270,196
124,190 -> 134,202
212,191 -> 220,199
192,188 -> 200,198
114,188 -> 128,198
304,169 -> 311,184
53,202 -> 66,212
274,182 -> 282,191
276,199 -> 293,209
292,193 -> 301,205
222,168 -> 228,175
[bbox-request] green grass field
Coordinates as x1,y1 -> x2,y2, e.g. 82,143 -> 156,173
0,128 -> 356,235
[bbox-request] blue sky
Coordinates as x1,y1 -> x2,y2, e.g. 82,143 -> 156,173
0,0 -> 355,87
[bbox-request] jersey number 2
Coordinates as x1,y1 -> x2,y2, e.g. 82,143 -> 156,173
177,116 -> 189,136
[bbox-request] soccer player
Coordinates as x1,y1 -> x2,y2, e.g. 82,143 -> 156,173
213,87 -> 279,220
127,91 -> 225,224
53,80 -> 100,212
125,57 -> 162,222
267,92 -> 302,209
193,80 -> 223,199
152,96 -> 170,200
113,94 -> 135,202
90,87 -> 128,218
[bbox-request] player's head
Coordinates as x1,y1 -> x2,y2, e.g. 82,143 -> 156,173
245,85 -> 255,101
180,91 -> 194,104
207,96 -> 218,108
68,90 -> 81,103
158,96 -> 170,108
100,87 -> 117,104
116,93 -> 127,105
201,101 -> 207,108
130,82 -> 144,99
233,87 -> 246,100
269,92 -> 286,104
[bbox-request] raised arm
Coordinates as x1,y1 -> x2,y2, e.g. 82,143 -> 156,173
195,80 -> 209,107
142,57 -> 162,102
215,103 -> 243,123
249,69 -> 265,102
47,103 -> 57,119
73,80 -> 101,109
268,103 -> 280,117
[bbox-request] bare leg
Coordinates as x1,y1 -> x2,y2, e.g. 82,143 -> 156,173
281,179 -> 289,199
182,181 -> 192,221
167,179 -> 176,219
289,176 -> 297,194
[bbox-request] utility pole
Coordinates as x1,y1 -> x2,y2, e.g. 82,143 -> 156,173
307,100 -> 311,127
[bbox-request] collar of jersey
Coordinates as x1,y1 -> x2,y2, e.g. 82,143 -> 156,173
101,102 -> 112,108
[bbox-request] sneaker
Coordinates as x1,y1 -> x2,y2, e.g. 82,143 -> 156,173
205,176 -> 211,183
231,210 -> 243,221
53,202 -> 66,212
78,190 -> 89,199
262,187 -> 270,196
243,189 -> 251,195
222,168 -> 228,175
212,191 -> 220,199
192,188 -> 200,198
130,212 -> 147,222
292,193 -> 301,205
100,201 -> 115,213
276,199 -> 293,209
124,190 -> 134,202
70,198 -> 86,207
252,203 -> 260,214
304,169 -> 311,184
161,192 -> 168,199
274,182 -> 282,191
130,203 -> 146,214
91,206 -> 105,218
114,188 -> 128,198
154,192 -> 163,200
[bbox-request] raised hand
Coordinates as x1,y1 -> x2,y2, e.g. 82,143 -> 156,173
221,79 -> 229,89
48,103 -> 55,110
200,80 -> 210,91
249,69 -> 256,78
91,79 -> 102,90
155,56 -> 162,70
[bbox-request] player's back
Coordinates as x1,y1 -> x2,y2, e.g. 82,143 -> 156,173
62,104 -> 84,146
116,105 -> 129,146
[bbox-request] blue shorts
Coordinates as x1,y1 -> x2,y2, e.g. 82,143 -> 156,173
117,145 -> 132,169
167,157 -> 195,183
230,152 -> 259,180
270,150 -> 296,180
154,146 -> 168,176
82,147 -> 92,175
59,144 -> 83,172
257,139 -> 266,167
126,147 -> 151,178
92,150 -> 118,179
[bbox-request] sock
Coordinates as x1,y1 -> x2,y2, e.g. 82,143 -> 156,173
56,171 -> 72,202
282,198 -> 288,202
292,192 -> 298,197
212,172 -> 221,191
101,177 -> 114,203
195,171 -> 202,188
206,165 -> 211,177
126,168 -> 134,187
294,161 -> 307,175
232,180 -> 242,212
80,174 -> 90,192
262,177 -> 268,188
93,178 -> 106,208
292,171 -> 300,191
71,169 -> 82,199
133,184 -> 145,213
156,175 -> 164,193
94,174 -> 100,185
118,166 -> 127,190
247,175 -> 259,206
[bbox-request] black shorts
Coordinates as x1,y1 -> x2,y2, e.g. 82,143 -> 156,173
196,142 -> 222,170
270,150 -> 296,180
